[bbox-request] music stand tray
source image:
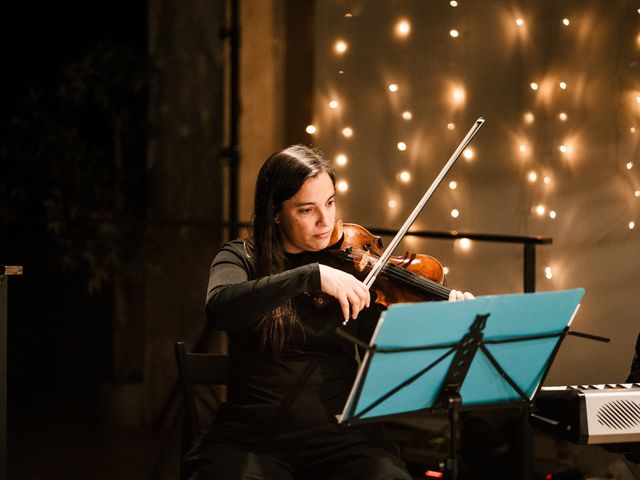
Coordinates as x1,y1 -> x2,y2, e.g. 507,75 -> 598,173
337,289 -> 584,478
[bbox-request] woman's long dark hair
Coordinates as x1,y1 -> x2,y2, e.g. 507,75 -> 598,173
250,145 -> 336,354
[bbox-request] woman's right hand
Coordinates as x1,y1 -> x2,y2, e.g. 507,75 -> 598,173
318,264 -> 370,322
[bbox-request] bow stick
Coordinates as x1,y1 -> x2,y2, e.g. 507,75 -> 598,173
344,117 -> 485,325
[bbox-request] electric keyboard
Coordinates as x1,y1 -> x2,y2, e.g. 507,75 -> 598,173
531,384 -> 640,445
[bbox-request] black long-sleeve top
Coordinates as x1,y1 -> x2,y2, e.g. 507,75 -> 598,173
205,239 -> 382,433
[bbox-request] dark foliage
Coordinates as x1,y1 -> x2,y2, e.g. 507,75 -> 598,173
0,41 -> 149,291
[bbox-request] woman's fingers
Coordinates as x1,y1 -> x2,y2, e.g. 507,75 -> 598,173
338,288 -> 366,321
336,292 -> 351,323
346,286 -> 369,319
448,289 -> 475,302
319,264 -> 371,321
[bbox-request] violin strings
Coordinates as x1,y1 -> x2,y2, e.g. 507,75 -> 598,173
382,263 -> 451,298
341,249 -> 451,299
380,264 -> 450,298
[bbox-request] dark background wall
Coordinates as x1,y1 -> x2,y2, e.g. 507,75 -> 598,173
0,0 -> 312,478
1,0 -> 149,410
1,0 -> 226,477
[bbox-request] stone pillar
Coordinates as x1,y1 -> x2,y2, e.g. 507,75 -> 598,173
141,0 -> 225,426
238,0 -> 286,222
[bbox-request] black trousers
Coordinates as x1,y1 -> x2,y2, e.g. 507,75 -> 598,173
185,422 -> 413,480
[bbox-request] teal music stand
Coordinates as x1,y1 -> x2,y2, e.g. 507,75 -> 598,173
336,288 -> 585,479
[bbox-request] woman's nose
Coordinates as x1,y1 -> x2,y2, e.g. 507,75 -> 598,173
317,207 -> 331,226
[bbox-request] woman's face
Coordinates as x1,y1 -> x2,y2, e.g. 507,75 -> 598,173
275,172 -> 336,253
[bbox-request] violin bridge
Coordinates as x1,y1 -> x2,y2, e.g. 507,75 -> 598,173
357,250 -> 371,272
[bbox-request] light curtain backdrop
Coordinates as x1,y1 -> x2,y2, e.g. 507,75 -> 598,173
312,0 -> 640,385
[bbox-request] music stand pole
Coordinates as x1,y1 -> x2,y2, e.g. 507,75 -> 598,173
446,393 -> 462,479
437,313 -> 490,479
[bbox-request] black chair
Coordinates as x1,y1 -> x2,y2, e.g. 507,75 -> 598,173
174,341 -> 229,479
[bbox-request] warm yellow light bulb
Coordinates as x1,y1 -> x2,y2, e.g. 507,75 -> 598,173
306,124 -> 317,134
559,145 -> 568,153
543,176 -> 551,184
631,127 -> 637,134
334,40 -> 348,55
535,204 -> 546,216
402,111 -> 412,120
450,0 -> 458,6
451,88 -> 465,104
562,18 -> 570,26
337,180 -> 349,192
528,171 -> 538,183
388,199 -> 397,209
515,18 -> 525,26
459,238 -> 471,250
335,154 -> 348,166
627,162 -> 634,170
397,142 -> 407,151
449,181 -> 458,190
463,148 -> 474,160
329,100 -> 339,109
450,29 -> 459,38
451,209 -> 460,218
398,170 -> 411,183
524,112 -> 535,124
544,266 -> 553,279
388,84 -> 399,92
629,221 -> 636,230
549,210 -> 557,219
342,127 -> 353,138
530,82 -> 539,91
519,144 -> 528,153
635,190 -> 640,198
559,81 -> 567,90
443,266 -> 450,275
447,122 -> 455,130
559,112 -> 568,121
395,19 -> 411,37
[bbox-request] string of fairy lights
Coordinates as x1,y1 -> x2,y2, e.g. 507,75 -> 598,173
306,2 -> 640,283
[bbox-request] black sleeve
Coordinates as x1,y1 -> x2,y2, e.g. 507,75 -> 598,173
205,241 -> 321,331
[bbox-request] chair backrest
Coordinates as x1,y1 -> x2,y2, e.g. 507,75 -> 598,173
174,341 -> 229,478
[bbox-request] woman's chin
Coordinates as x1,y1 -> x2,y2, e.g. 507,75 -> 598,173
308,238 -> 331,252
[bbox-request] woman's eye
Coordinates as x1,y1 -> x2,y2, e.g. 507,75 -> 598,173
299,208 -> 312,214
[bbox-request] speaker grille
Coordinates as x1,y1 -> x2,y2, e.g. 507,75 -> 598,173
597,399 -> 640,430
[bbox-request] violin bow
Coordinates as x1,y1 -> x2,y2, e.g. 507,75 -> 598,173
344,117 -> 485,325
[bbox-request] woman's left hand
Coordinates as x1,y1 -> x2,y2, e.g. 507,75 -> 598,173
448,289 -> 475,301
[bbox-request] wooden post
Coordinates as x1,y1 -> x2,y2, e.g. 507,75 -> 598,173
0,265 -> 23,479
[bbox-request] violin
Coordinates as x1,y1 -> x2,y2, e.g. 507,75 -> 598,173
311,221 -> 451,309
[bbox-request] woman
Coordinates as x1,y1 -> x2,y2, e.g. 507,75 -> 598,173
187,145 -> 473,480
